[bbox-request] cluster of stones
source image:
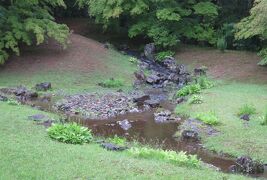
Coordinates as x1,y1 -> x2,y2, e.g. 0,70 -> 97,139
133,43 -> 192,88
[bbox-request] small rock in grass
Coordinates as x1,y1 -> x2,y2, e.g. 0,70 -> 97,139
100,143 -> 127,151
28,114 -> 47,121
35,82 -> 52,91
181,130 -> 200,142
0,95 -> 8,102
240,114 -> 250,121
235,156 -> 264,174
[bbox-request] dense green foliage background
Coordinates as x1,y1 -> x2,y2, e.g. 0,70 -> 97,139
1,0 -> 267,65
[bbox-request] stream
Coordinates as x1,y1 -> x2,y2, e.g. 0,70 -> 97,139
26,90 -> 267,179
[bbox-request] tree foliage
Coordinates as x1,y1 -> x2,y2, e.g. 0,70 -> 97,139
78,0 -> 218,48
235,0 -> 267,65
0,0 -> 70,64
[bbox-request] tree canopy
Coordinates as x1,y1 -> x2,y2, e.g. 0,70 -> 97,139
235,0 -> 267,65
0,0 -> 70,64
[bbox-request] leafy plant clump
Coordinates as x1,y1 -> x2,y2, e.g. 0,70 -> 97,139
129,57 -> 138,64
237,104 -> 257,116
98,78 -> 124,88
47,123 -> 93,144
176,84 -> 201,97
155,51 -> 175,62
108,135 -> 127,146
188,95 -> 204,104
128,147 -> 201,168
197,76 -> 214,89
260,111 -> 267,126
195,111 -> 219,125
7,99 -> 21,106
217,37 -> 227,52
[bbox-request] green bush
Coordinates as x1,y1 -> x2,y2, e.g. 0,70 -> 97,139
47,123 -> 93,144
108,135 -> 127,146
176,84 -> 201,97
260,108 -> 267,126
7,99 -> 21,106
99,78 -> 124,88
197,76 -> 214,89
128,147 -> 200,168
129,57 -> 138,64
155,51 -> 175,62
217,37 -> 227,52
237,104 -> 256,116
195,111 -> 219,125
188,95 -> 203,104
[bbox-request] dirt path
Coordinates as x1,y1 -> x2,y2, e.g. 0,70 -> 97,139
0,34 -> 108,74
176,46 -> 267,83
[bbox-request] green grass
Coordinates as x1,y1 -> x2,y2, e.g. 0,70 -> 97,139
175,82 -> 267,162
237,104 -> 257,116
0,102 -> 250,179
0,50 -> 136,94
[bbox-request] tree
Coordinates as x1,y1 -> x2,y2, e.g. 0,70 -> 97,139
235,0 -> 267,65
78,0 -> 218,48
0,0 -> 70,64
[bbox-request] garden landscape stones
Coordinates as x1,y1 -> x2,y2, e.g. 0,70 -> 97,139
28,114 -> 48,122
0,95 -> 8,101
0,86 -> 38,102
240,114 -> 250,121
154,109 -> 181,123
118,119 -> 132,131
181,130 -> 200,142
144,43 -> 156,60
101,142 -> 127,151
229,156 -> 264,174
35,82 -> 52,91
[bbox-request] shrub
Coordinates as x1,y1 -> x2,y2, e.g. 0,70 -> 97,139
195,111 -> 219,125
129,57 -> 138,64
197,76 -> 214,89
98,78 -> 124,88
128,147 -> 200,168
176,84 -> 201,97
237,104 -> 256,116
260,108 -> 267,126
7,99 -> 21,106
217,37 -> 227,52
188,95 -> 203,104
108,135 -> 127,146
47,123 -> 93,144
155,51 -> 175,62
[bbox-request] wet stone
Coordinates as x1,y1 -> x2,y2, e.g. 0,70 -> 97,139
0,95 -> 8,102
144,43 -> 155,61
240,114 -> 250,121
100,143 -> 127,151
144,99 -> 160,108
181,130 -> 199,142
133,94 -> 150,105
154,110 -> 181,123
28,114 -> 47,121
234,156 -> 264,174
35,82 -> 52,91
117,119 -> 132,131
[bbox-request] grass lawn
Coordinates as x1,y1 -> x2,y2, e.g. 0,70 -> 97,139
0,102 -> 250,179
0,49 -> 136,94
175,82 -> 267,162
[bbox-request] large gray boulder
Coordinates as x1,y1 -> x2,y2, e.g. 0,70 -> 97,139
144,43 -> 156,61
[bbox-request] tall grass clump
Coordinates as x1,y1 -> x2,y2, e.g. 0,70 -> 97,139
128,147 -> 201,168
47,123 -> 93,144
237,104 -> 256,116
260,108 -> 267,126
98,78 -> 124,88
195,111 -> 219,125
176,84 -> 201,97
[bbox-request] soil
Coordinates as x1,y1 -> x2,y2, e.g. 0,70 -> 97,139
0,33 -> 108,74
176,46 -> 267,83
